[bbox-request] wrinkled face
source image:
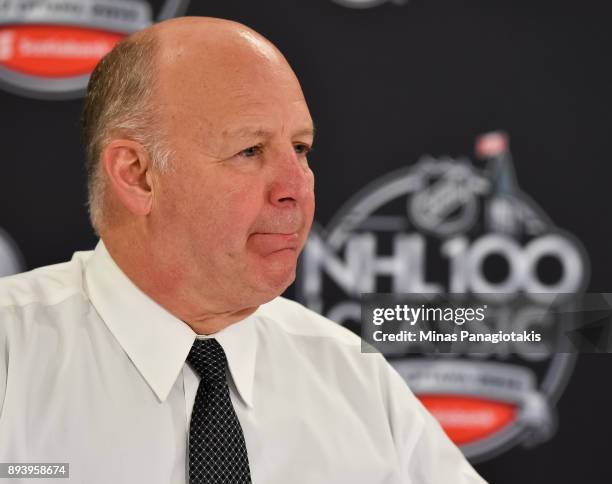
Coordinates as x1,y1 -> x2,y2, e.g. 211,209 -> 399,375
150,40 -> 315,312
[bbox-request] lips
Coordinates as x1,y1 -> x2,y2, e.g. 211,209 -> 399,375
249,232 -> 300,255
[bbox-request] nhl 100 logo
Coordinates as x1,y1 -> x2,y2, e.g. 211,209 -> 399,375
296,131 -> 589,461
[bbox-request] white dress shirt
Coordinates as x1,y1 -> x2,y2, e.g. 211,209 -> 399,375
0,241 -> 486,484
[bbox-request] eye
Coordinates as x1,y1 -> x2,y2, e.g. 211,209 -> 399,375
294,143 -> 312,156
239,145 -> 263,158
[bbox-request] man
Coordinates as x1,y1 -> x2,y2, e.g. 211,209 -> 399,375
0,17 -> 486,484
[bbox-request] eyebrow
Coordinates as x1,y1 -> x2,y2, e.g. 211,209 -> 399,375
224,124 -> 316,140
294,125 -> 316,139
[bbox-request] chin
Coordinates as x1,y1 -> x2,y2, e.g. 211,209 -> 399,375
267,270 -> 296,295
241,251 -> 298,301
253,266 -> 296,300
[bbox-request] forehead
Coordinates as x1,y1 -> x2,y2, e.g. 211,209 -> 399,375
155,26 -> 301,105
156,49 -> 312,145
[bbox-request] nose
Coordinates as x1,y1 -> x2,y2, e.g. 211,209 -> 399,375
268,146 -> 314,208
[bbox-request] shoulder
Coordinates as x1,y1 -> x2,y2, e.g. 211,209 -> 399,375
255,297 -> 426,397
254,296 -> 395,384
256,296 -> 362,347
0,250 -> 93,312
255,297 -> 427,426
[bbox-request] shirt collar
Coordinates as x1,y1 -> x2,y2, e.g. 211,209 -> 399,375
84,240 -> 257,407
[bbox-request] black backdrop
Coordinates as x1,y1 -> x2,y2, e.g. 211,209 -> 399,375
1,1 -> 611,482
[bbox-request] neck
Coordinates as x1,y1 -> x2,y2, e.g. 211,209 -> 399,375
185,307 -> 258,335
101,231 -> 258,335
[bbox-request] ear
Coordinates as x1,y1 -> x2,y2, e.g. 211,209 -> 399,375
101,139 -> 154,217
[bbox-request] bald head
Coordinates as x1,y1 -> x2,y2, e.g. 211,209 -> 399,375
150,16 -> 284,63
82,17 -> 300,234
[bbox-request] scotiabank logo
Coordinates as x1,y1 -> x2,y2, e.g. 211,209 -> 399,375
297,132 -> 589,461
0,0 -> 190,99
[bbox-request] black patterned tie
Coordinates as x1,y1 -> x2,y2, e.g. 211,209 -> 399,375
186,338 -> 252,484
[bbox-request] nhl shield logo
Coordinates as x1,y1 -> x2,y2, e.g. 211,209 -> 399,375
296,131 -> 589,461
0,0 -> 190,99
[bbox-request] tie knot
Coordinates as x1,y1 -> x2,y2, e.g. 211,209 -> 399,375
186,339 -> 228,386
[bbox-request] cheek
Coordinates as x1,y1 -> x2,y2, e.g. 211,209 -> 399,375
197,182 -> 264,242
155,166 -> 266,251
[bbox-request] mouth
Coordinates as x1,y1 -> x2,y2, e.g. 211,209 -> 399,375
249,232 -> 300,255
